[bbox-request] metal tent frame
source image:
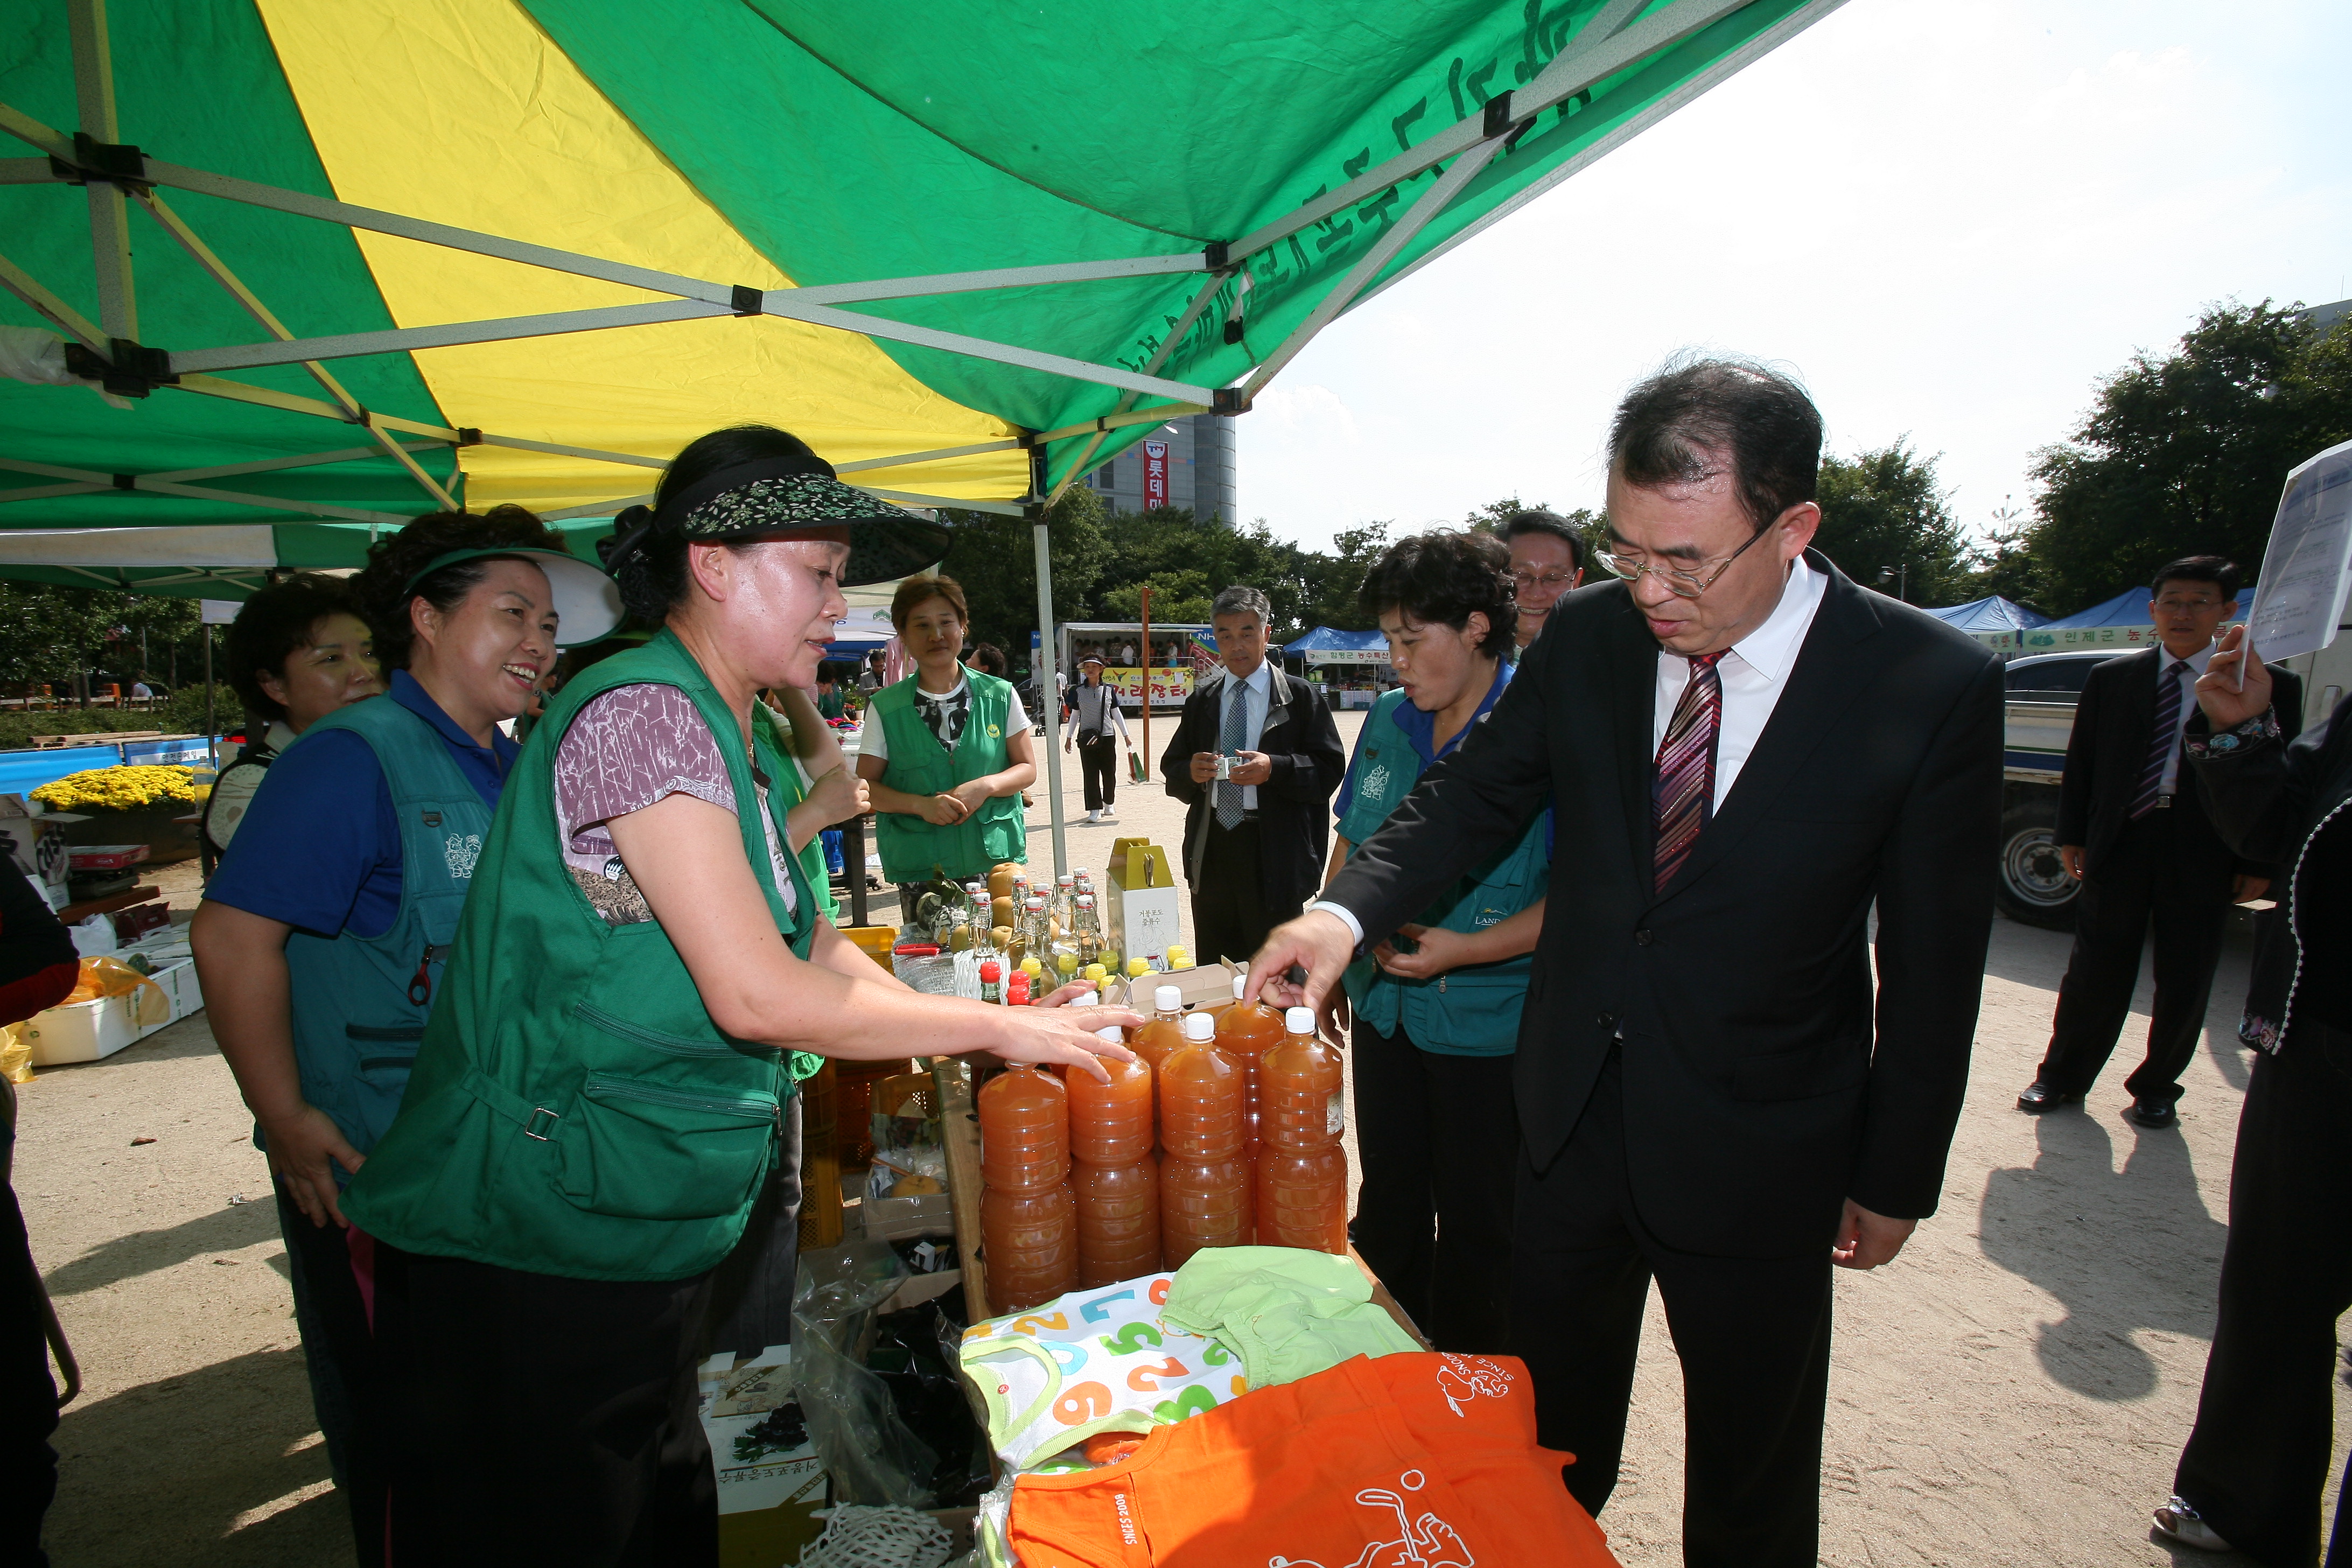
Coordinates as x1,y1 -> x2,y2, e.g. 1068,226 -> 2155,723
1,0 -> 1846,872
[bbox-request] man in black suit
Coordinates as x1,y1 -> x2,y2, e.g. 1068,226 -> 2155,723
1161,585 -> 1347,966
1249,359 -> 2002,1567
2018,557 -> 2301,1128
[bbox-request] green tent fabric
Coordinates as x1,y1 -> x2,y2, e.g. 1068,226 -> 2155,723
2,0 -> 1844,563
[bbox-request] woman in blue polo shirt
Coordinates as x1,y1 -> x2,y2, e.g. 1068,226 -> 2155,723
1331,528 -> 1550,1355
190,505 -> 621,1566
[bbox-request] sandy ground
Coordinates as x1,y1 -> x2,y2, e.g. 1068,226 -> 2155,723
14,711 -> 2349,1565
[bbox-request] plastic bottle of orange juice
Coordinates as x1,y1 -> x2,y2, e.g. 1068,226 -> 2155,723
1126,984 -> 1189,1078
1215,974 -> 1284,1164
1255,1006 -> 1348,1254
982,1180 -> 1076,1310
1160,1011 -> 1248,1265
978,1062 -> 1067,1190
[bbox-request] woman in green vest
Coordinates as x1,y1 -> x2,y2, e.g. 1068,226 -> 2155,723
340,424 -> 1135,1563
192,506 -> 622,1567
857,575 -> 1034,893
1328,528 -> 1550,1356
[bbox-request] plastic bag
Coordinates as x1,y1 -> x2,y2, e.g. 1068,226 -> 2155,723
791,1238 -> 938,1507
65,956 -> 170,1026
0,1023 -> 33,1085
869,1293 -> 992,1507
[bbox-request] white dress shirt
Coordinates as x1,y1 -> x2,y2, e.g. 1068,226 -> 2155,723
2154,643 -> 2213,796
1314,557 -> 1825,945
1219,660 -> 1272,811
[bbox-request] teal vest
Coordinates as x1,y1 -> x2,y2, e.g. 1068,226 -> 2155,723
344,629 -> 819,1282
282,696 -> 492,1160
868,671 -> 1026,883
751,702 -> 841,928
1338,687 -> 1550,1055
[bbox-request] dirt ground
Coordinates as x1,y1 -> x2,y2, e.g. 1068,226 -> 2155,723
14,711 -> 2349,1565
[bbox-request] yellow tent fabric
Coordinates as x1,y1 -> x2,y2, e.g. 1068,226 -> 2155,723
254,0 -> 1029,513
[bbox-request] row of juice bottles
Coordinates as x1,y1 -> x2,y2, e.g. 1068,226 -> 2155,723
976,976 -> 1348,1311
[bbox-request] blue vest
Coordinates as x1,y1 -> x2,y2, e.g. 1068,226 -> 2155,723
280,696 -> 494,1160
1336,688 -> 1549,1055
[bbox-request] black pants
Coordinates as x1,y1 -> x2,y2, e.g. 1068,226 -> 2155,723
700,1096 -> 804,1362
2174,1020 -> 2352,1567
274,1180 -> 386,1567
0,1185 -> 57,1568
1513,1051 -> 1833,1568
375,1244 -> 717,1566
1190,818 -> 1297,968
1076,733 -> 1119,813
2039,813 -> 2230,1105
1349,1019 -> 1516,1354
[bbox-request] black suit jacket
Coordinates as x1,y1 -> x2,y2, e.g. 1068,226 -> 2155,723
1161,662 -> 1347,912
2056,646 -> 2302,892
1325,554 -> 2003,1257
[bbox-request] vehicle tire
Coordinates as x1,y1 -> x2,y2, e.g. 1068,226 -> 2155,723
1996,798 -> 2077,928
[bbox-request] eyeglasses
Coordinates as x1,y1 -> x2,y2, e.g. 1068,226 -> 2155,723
1592,523 -> 1772,600
1510,568 -> 1579,592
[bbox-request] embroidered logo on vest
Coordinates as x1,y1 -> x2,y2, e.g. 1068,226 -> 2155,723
1359,762 -> 1392,804
443,832 -> 482,880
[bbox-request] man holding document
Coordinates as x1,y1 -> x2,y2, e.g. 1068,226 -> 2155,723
1250,357 -> 2004,1567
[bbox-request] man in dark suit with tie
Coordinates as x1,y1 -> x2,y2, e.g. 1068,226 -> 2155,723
1161,585 -> 1347,966
2017,557 -> 2301,1128
1249,358 -> 2003,1567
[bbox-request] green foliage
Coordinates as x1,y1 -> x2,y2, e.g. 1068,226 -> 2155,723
2006,303 -> 2352,612
936,485 -> 1112,663
1812,441 -> 1971,605
0,583 -> 209,695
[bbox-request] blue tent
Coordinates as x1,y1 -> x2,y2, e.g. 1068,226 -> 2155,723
1923,596 -> 2050,634
2045,584 -> 2257,628
1283,627 -> 1387,659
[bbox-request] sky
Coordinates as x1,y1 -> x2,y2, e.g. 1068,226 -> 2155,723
1237,0 -> 2352,579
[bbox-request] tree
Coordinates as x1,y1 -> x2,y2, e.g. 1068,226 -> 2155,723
0,584 -> 127,696
2016,302 -> 2352,612
1811,440 -> 1971,605
936,485 -> 1111,665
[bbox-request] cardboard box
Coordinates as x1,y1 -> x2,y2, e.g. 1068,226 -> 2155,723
22,962 -> 187,1066
862,1188 -> 956,1241
0,795 -> 72,903
1106,960 -> 1242,1012
1103,835 -> 1185,967
699,1348 -> 829,1567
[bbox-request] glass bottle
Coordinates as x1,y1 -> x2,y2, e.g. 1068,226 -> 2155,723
1072,893 -> 1103,969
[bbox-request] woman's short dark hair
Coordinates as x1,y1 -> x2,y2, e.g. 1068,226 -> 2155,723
224,573 -> 367,722
890,574 -> 969,632
968,642 -> 1009,678
1608,355 -> 1823,533
1356,529 -> 1516,657
349,505 -> 570,671
612,424 -> 827,622
1502,509 -> 1587,571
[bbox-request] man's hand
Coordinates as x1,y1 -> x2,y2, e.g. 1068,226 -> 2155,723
1373,923 -> 1471,981
918,792 -> 970,826
1246,908 -> 1357,1017
263,1104 -> 364,1228
1189,752 -> 1221,785
2060,844 -> 2085,881
2195,624 -> 2273,730
1831,1199 -> 1915,1270
1226,751 -> 1273,788
2232,873 -> 2271,904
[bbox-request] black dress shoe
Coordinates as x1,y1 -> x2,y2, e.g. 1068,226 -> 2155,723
2127,1097 -> 2179,1129
2017,1080 -> 2078,1112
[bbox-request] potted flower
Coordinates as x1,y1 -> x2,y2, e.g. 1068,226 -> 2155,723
32,765 -> 201,865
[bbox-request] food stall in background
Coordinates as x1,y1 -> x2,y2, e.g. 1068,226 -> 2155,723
1283,626 -> 1396,709
1055,621 -> 1217,712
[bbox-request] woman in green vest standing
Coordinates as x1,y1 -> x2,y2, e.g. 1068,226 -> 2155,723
341,425 -> 1134,1564
1327,529 -> 1550,1356
857,575 -> 1034,893
192,506 -> 622,1566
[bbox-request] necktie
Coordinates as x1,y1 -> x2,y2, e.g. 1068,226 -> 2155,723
1653,651 -> 1727,893
1216,680 -> 1249,829
2129,660 -> 2188,818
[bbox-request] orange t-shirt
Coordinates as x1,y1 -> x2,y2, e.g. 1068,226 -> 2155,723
1008,1352 -> 1616,1567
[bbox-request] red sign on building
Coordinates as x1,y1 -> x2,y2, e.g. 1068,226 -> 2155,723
1142,440 -> 1169,509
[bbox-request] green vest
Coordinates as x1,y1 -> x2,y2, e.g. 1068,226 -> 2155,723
281,697 -> 492,1160
867,671 -> 1025,883
343,629 -> 819,1282
1337,687 -> 1549,1055
751,703 -> 841,928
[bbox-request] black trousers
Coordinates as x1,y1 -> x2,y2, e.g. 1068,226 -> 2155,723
1190,818 -> 1297,968
1513,1050 -> 1833,1568
2174,1020 -> 2352,1567
1076,733 -> 1118,812
0,1184 -> 57,1568
699,1096 -> 804,1362
1349,1019 -> 1516,1354
375,1244 -> 717,1567
274,1180 -> 386,1567
2040,811 -> 2230,1105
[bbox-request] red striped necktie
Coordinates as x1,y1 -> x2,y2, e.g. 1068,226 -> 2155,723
1654,650 -> 1728,894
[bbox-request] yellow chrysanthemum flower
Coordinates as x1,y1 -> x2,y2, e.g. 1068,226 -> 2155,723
32,765 -> 197,813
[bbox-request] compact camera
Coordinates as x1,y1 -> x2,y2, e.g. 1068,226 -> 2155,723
1214,754 -> 1235,782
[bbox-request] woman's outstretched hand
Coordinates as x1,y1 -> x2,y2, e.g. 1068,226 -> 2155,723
983,1002 -> 1142,1082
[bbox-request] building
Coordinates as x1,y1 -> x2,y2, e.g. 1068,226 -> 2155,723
1086,413 -> 1238,525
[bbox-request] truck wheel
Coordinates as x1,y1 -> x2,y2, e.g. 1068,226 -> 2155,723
1996,801 -> 2077,928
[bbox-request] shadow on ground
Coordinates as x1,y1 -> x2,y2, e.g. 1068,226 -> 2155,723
44,1346 -> 355,1567
39,1195 -> 281,1297
1978,1106 -> 2228,1400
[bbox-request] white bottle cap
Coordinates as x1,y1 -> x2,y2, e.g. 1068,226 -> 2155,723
1155,984 -> 1182,1012
1233,973 -> 1248,1000
1183,1011 -> 1215,1042
1286,1006 -> 1317,1034
1096,1024 -> 1124,1045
